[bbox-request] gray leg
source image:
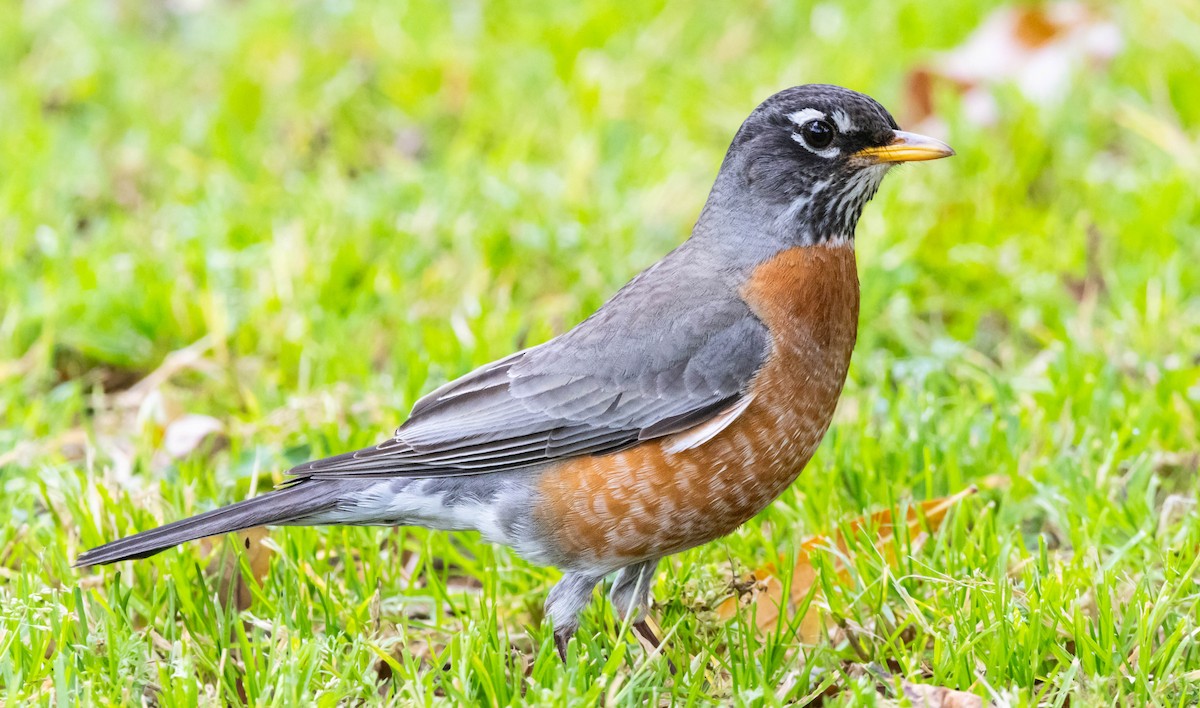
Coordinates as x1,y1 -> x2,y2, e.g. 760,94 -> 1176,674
609,558 -> 659,625
609,559 -> 674,671
545,572 -> 602,662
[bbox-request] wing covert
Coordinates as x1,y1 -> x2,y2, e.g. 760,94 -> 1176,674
290,258 -> 770,480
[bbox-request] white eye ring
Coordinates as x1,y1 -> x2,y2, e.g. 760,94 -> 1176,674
788,109 -> 840,158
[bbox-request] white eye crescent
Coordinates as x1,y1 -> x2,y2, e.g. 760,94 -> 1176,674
829,109 -> 855,133
787,108 -> 840,158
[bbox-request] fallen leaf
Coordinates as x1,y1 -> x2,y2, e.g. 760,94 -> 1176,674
850,664 -> 984,707
204,526 -> 274,612
162,413 -> 226,460
713,594 -> 740,622
751,567 -> 785,632
791,485 -> 980,603
787,489 -> 974,643
715,486 -> 978,645
905,2 -> 1122,129
899,680 -> 984,708
714,565 -> 786,632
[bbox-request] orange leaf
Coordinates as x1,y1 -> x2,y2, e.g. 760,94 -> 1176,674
714,595 -> 740,622
716,486 -> 978,644
790,486 -> 977,639
752,569 -> 785,632
204,526 -> 274,611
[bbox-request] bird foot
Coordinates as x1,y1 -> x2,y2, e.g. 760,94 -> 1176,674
633,619 -> 676,674
554,629 -> 571,662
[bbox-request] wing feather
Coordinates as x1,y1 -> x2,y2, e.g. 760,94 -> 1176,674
290,252 -> 770,481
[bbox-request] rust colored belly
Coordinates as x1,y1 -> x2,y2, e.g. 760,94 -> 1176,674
535,244 -> 860,568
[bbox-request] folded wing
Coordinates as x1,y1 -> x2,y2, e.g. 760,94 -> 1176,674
290,259 -> 770,480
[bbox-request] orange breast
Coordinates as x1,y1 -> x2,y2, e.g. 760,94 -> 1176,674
535,244 -> 860,567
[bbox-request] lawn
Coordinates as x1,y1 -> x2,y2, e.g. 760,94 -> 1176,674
2,0 -> 1200,704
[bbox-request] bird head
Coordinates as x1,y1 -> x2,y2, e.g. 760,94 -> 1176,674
715,84 -> 954,245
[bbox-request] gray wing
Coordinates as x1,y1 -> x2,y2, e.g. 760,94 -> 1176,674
290,252 -> 769,480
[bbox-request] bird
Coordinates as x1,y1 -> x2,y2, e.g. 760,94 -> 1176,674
76,84 -> 953,662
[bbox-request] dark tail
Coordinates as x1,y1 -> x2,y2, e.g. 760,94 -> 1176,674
75,482 -> 346,567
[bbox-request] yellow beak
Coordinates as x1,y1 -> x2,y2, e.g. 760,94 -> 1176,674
855,130 -> 955,163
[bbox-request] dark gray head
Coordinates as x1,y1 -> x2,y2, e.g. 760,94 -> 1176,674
704,84 -> 953,246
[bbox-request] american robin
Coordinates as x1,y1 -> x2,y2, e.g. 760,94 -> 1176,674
77,84 -> 953,661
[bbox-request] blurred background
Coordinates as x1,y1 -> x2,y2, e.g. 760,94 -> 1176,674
2,0 -> 1199,703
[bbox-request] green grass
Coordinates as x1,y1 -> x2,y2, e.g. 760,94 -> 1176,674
3,0 -> 1200,704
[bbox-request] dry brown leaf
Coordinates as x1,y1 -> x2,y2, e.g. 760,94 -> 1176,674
163,413 -> 227,460
12,337 -> 226,498
899,680 -> 984,708
751,567 -> 785,632
204,526 -> 274,612
788,486 -> 977,640
716,486 -> 978,645
713,595 -> 740,622
714,566 -> 786,630
792,485 -> 979,601
905,2 -> 1121,129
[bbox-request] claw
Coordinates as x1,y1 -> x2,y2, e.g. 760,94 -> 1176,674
633,619 -> 676,674
554,630 -> 571,663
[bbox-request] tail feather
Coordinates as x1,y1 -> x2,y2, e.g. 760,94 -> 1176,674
75,482 -> 345,567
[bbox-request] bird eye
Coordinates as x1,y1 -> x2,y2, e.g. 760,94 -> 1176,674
800,119 -> 836,150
